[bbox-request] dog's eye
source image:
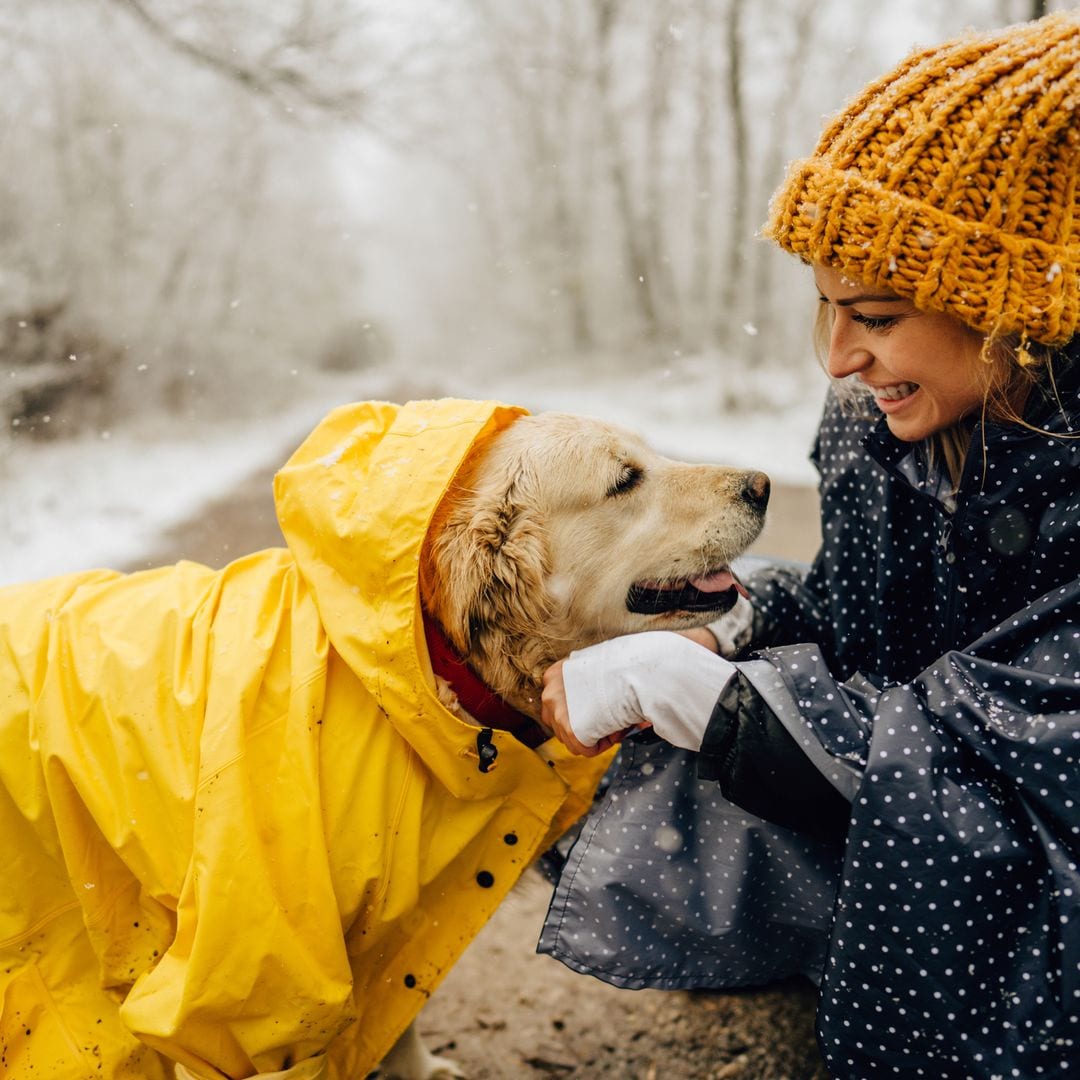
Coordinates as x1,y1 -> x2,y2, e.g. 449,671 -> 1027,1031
606,464 -> 643,497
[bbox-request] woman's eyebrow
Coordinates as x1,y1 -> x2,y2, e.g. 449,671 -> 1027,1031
827,293 -> 904,306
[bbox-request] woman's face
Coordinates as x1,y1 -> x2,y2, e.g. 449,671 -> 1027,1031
814,264 -> 986,442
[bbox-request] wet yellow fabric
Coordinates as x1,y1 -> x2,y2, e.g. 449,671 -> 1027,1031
0,399 -> 611,1079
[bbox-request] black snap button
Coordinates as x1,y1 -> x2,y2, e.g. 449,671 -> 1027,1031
476,870 -> 495,888
503,832 -> 518,845
476,728 -> 498,773
404,973 -> 416,988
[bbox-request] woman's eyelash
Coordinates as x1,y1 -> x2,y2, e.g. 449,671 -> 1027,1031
851,312 -> 897,331
816,296 -> 898,332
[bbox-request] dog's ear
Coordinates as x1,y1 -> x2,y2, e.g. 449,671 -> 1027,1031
424,478 -> 552,666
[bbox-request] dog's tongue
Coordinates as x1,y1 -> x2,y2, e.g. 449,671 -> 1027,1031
687,569 -> 747,598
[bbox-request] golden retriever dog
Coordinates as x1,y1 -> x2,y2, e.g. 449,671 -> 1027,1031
0,400 -> 768,1080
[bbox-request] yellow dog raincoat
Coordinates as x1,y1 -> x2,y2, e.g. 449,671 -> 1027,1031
0,399 -> 609,1079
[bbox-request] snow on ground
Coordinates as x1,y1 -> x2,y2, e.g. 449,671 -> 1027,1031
0,362 -> 825,587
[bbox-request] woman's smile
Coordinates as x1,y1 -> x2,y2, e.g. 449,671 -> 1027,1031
866,381 -> 920,409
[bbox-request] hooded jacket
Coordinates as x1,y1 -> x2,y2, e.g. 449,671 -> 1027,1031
0,398 -> 609,1080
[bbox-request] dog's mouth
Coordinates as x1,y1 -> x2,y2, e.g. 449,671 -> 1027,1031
626,567 -> 746,616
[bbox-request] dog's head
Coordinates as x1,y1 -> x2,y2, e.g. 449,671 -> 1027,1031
421,412 -> 768,703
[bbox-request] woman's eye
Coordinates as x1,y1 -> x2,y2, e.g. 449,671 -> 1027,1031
607,464 -> 643,497
852,312 -> 897,332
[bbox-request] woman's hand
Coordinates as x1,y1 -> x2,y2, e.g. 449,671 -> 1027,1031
678,626 -> 720,653
696,593 -> 754,658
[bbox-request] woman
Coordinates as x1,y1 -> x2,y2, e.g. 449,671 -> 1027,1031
539,13 -> 1079,1078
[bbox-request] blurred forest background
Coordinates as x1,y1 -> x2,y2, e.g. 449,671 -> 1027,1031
0,0 -> 1065,443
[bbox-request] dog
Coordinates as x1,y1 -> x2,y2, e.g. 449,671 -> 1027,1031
0,399 -> 768,1080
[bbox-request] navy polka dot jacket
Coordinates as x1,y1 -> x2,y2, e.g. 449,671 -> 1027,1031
742,342 -> 1080,1077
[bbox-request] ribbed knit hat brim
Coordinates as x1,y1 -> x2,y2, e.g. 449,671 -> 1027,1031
766,12 -> 1080,346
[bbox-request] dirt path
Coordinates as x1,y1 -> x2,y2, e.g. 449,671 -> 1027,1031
133,471 -> 827,1080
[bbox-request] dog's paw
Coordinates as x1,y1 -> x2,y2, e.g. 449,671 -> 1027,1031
376,1056 -> 465,1080
378,1052 -> 466,1080
420,1055 -> 466,1080
378,1021 -> 468,1080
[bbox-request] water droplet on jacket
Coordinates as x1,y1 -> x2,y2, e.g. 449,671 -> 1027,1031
654,825 -> 683,853
987,507 -> 1032,555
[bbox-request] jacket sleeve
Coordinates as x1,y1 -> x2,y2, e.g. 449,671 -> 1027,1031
696,668 -> 852,839
700,577 -> 1080,846
747,579 -> 1080,783
741,560 -> 832,651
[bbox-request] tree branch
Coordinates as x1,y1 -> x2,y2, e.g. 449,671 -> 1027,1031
108,0 -> 368,119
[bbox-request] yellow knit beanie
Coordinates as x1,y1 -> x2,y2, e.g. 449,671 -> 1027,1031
766,12 -> 1080,347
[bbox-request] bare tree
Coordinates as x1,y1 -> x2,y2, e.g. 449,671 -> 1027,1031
747,0 -> 818,354
690,0 -> 718,348
453,0 -> 600,350
716,0 -> 748,349
107,0 -> 370,119
0,0 -> 397,426
640,5 -> 680,341
550,6 -> 596,350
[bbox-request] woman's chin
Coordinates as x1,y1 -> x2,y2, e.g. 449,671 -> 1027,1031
884,416 -> 925,442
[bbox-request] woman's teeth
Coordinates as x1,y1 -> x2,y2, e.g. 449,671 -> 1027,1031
875,382 -> 918,401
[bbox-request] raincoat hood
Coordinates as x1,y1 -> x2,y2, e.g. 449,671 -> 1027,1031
0,398 -> 611,1080
274,397 -> 543,799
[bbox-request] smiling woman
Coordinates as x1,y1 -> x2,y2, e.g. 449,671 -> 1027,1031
538,12 -> 1080,1080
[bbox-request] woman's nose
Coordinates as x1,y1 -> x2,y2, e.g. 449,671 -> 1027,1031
826,318 -> 872,379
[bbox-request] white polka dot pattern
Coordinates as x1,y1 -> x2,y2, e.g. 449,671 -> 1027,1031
750,354 -> 1080,1074
538,736 -> 843,989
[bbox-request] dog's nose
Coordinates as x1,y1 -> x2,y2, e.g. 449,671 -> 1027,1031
741,471 -> 771,512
